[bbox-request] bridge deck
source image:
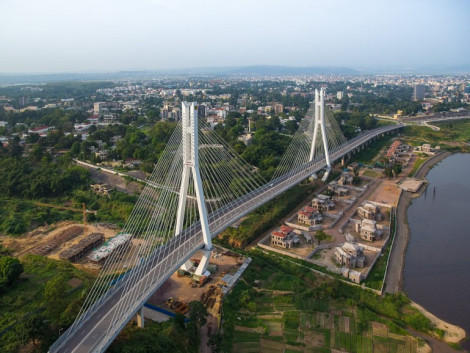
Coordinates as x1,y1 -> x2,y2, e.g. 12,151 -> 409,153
50,124 -> 402,353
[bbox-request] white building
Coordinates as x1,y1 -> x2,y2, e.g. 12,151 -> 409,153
94,102 -> 103,115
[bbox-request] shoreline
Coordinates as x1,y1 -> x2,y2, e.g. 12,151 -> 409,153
410,300 -> 467,344
385,151 -> 468,347
384,151 -> 452,294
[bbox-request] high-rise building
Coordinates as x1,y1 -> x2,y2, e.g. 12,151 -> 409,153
413,85 -> 426,101
18,96 -> 28,106
94,102 -> 103,114
197,104 -> 206,118
274,103 -> 284,115
161,107 -> 169,120
336,91 -> 344,100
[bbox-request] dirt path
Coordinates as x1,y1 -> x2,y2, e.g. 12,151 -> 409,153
200,314 -> 218,353
408,328 -> 467,353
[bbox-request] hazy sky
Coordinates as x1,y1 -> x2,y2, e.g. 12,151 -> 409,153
1,0 -> 469,73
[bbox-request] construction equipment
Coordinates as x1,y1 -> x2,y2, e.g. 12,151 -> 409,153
165,297 -> 189,315
192,273 -> 210,287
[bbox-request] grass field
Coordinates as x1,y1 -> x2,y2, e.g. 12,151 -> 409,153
362,170 -> 381,178
408,157 -> 427,177
349,135 -> 394,165
0,255 -> 94,334
403,120 -> 470,151
363,213 -> 396,291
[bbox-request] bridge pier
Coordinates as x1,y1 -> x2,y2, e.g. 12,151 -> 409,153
136,306 -> 145,328
309,173 -> 318,181
180,259 -> 193,271
195,248 -> 212,276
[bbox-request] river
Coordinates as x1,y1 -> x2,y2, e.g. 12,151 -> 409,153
404,153 -> 470,350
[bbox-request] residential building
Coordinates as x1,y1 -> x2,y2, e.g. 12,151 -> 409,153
124,158 -> 142,168
386,140 -> 408,159
297,206 -> 323,226
327,181 -> 349,196
312,194 -> 335,211
357,201 -> 379,220
338,172 -> 353,186
274,103 -> 284,115
237,133 -> 253,146
415,144 -> 440,153
355,219 -> 383,241
30,125 -> 53,135
334,242 -> 366,269
95,149 -> 109,160
270,225 -> 299,249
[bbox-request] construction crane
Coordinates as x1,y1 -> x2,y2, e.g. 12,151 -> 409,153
33,202 -> 97,225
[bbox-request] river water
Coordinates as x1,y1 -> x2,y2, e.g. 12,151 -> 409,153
404,153 -> 470,349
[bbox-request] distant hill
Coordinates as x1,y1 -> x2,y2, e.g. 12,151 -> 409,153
160,65 -> 359,75
1,64 -> 469,86
0,65 -> 358,85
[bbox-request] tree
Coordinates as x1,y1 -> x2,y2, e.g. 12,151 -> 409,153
0,256 -> 23,287
392,163 -> 402,177
383,167 -> 394,179
315,230 -> 329,245
187,300 -> 207,351
285,120 -> 298,134
15,313 -> 47,346
42,276 -> 69,323
353,166 -> 359,177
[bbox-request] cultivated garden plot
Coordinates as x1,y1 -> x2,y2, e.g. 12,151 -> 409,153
228,268 -> 424,353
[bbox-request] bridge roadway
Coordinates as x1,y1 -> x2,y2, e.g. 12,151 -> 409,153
50,123 -> 402,353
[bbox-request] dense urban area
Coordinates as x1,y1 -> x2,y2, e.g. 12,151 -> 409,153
1,73 -> 469,353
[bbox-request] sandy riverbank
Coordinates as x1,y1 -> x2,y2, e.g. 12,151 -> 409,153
410,301 -> 467,344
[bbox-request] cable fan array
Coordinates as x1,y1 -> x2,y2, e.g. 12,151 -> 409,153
271,102 -> 347,181
65,118 -> 267,341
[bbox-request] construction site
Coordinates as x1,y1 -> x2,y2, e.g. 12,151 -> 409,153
147,247 -> 251,326
0,219 -> 123,272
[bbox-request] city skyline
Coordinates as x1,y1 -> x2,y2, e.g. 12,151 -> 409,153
1,0 -> 469,74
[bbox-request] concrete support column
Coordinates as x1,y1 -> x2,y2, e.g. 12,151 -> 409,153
136,306 -> 145,328
180,259 -> 193,271
341,157 -> 345,167
195,249 -> 211,276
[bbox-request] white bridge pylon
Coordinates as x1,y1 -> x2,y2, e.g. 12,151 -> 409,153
271,88 -> 346,182
177,102 -> 212,276
309,88 -> 331,181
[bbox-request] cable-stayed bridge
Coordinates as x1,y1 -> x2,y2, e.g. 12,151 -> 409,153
50,89 -> 403,353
